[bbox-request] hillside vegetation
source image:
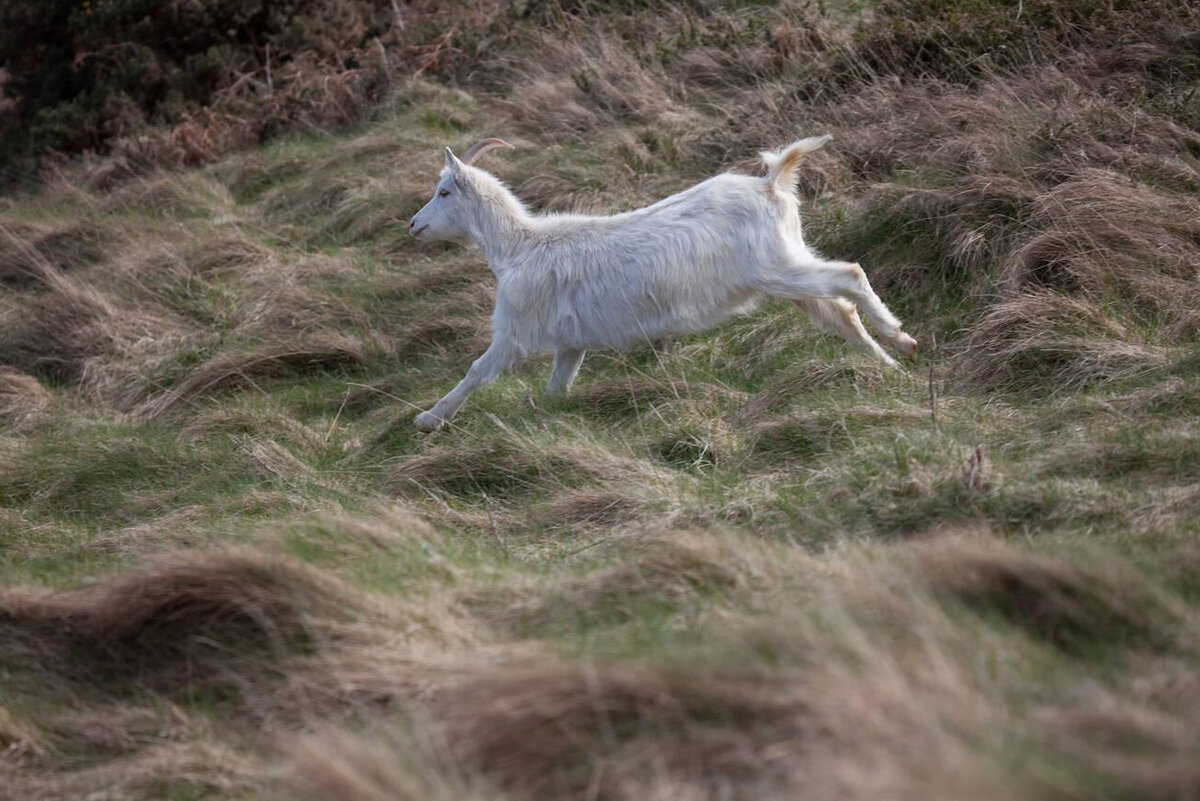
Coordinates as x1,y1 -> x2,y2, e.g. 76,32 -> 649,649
2,0 -> 1200,799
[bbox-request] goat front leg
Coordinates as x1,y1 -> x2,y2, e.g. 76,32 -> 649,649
416,341 -> 517,432
546,348 -> 585,395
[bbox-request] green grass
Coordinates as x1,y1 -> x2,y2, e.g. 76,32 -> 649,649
3,1 -> 1200,796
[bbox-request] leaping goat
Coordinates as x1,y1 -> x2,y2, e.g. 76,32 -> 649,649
408,136 -> 917,431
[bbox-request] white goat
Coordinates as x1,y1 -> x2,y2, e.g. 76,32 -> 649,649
408,137 -> 917,431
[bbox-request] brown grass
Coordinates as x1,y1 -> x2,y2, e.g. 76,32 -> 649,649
101,172 -> 236,219
403,534 -> 1200,801
0,220 -> 117,285
528,488 -> 652,530
0,367 -> 52,425
3,739 -> 265,801
728,358 -> 896,426
0,548 -> 370,692
477,530 -> 761,635
0,231 -> 188,392
954,291 -> 1173,391
908,537 -> 1187,654
3,1 -> 1200,798
810,66 -> 1200,389
561,375 -> 745,423
431,659 -> 804,801
138,334 -> 369,419
293,727 -> 497,801
391,433 -> 657,502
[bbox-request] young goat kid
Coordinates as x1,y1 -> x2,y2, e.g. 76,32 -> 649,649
408,137 -> 917,431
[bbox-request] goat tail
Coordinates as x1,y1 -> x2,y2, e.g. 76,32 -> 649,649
761,135 -> 832,192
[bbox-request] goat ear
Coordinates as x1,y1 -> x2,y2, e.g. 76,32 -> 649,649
444,147 -> 463,172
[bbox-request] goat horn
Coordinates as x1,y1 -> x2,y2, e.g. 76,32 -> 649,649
460,138 -> 515,166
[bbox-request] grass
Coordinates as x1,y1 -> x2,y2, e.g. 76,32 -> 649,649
2,0 -> 1200,798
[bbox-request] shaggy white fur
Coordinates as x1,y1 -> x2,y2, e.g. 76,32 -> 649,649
408,137 -> 917,431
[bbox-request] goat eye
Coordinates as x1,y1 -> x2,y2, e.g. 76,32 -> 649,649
438,189 -> 451,197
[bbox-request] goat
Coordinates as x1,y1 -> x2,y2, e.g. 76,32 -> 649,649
407,137 -> 917,431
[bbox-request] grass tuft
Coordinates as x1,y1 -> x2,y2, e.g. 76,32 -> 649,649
0,548 -> 370,695
2,0 -> 1200,797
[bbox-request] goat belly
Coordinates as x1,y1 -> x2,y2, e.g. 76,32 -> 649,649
562,287 -> 756,351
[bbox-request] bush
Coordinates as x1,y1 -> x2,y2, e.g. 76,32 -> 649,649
0,0 -> 400,178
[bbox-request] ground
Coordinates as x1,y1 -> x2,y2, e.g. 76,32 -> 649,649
1,1 -> 1199,799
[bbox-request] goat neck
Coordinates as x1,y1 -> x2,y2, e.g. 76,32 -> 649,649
464,172 -> 532,270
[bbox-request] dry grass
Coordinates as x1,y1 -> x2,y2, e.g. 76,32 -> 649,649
0,548 -> 368,691
475,529 -> 762,636
728,357 -> 898,425
561,375 -> 745,423
138,334 -> 371,419
431,660 -> 803,801
0,367 -> 52,426
285,535 -> 1200,801
910,537 -> 1188,653
528,488 -> 652,530
390,430 -> 662,505
0,228 -> 180,389
293,727 -> 496,801
0,220 -> 117,285
955,291 -> 1174,391
2,0 -> 1200,798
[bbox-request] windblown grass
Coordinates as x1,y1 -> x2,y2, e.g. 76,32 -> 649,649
2,0 -> 1199,798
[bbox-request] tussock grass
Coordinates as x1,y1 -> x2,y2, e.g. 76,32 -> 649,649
909,537 -> 1187,655
955,291 -> 1174,392
391,430 -> 657,503
0,231 -> 184,390
5,738 -> 265,801
138,334 -> 372,419
293,727 -> 496,801
481,529 -> 763,636
101,172 -> 237,220
322,534 -> 1197,801
0,548 -> 361,690
748,406 -> 926,466
0,367 -> 52,426
2,0 -> 1200,798
0,220 -> 117,285
559,375 -> 745,423
529,488 -> 653,530
728,358 -> 899,425
432,659 -> 804,801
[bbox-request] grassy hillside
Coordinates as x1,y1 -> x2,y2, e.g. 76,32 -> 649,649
2,0 -> 1200,798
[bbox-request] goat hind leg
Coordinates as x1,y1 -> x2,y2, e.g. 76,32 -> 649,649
760,258 -> 917,359
546,348 -> 585,395
794,297 -> 897,366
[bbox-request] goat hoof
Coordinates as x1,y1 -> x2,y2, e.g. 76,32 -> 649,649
415,411 -> 445,432
894,332 -> 918,360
